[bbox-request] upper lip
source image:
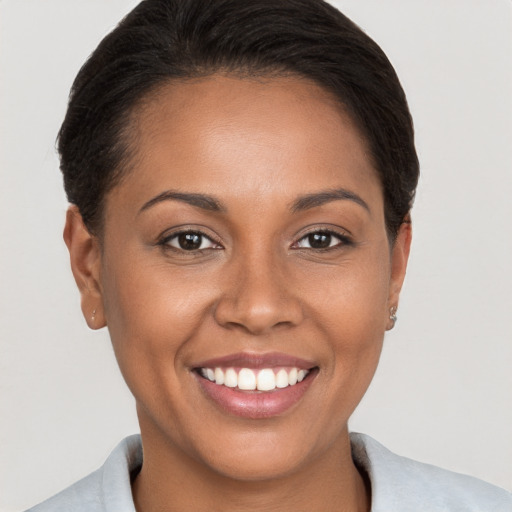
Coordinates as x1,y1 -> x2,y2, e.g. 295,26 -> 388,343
192,352 -> 316,370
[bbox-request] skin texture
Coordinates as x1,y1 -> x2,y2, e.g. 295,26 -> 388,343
64,75 -> 411,512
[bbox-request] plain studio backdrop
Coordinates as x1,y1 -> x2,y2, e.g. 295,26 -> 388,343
1,1 -> 511,510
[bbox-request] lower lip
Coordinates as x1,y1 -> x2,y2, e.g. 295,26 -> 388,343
195,370 -> 317,419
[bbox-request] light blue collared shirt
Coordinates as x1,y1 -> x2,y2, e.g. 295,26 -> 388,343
27,433 -> 512,511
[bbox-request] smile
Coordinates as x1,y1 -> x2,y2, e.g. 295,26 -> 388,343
198,366 -> 310,391
193,353 -> 318,419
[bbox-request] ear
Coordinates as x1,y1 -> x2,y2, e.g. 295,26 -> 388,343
387,220 -> 412,326
63,206 -> 106,329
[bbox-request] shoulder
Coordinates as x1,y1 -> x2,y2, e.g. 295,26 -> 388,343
25,435 -> 142,512
350,432 -> 512,512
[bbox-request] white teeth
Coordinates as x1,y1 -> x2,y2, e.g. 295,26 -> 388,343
200,366 -> 310,391
238,368 -> 257,390
214,367 -> 224,385
224,368 -> 238,388
288,367 -> 298,385
276,369 -> 289,388
256,369 -> 276,391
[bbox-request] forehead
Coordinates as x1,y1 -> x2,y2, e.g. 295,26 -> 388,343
114,74 -> 382,213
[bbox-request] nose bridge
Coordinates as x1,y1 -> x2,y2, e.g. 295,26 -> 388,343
214,243 -> 303,334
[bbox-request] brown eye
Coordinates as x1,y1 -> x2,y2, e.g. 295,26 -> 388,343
308,232 -> 332,249
294,230 -> 352,250
164,231 -> 219,251
178,233 -> 202,250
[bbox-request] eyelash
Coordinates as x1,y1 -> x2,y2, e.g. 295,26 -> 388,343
292,228 -> 353,251
157,227 -> 353,254
158,229 -> 222,253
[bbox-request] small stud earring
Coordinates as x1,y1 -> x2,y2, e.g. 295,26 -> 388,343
91,309 -> 97,322
388,306 -> 398,330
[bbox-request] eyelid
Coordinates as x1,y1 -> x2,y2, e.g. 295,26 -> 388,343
296,222 -> 353,237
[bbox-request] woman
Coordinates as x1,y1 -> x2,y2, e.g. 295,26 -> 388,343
16,0 -> 511,510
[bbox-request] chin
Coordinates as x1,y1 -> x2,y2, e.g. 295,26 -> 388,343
202,441 -> 313,482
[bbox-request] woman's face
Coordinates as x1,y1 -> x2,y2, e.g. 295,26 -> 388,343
69,75 -> 410,480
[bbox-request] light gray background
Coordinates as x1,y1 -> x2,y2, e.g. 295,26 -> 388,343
1,1 -> 511,510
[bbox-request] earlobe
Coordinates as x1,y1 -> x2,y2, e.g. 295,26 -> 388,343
63,206 -> 106,329
387,221 -> 412,324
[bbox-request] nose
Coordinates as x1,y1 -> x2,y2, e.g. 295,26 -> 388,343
213,252 -> 304,335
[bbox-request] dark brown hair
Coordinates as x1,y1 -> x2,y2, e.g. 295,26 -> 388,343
58,0 -> 419,238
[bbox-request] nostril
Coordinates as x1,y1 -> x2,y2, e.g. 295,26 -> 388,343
213,296 -> 304,335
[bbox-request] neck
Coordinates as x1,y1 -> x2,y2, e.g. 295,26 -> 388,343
132,419 -> 370,512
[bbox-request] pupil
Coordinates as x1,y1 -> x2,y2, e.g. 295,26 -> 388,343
179,233 -> 201,250
309,232 -> 331,249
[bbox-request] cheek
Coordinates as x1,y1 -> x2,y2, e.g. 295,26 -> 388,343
303,246 -> 390,381
100,252 -> 217,390
304,246 -> 390,332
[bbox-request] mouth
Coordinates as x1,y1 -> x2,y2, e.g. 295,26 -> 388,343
196,366 -> 311,391
192,353 -> 318,418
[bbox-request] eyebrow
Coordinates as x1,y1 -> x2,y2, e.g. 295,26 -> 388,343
138,187 -> 370,216
138,190 -> 226,214
291,188 -> 370,213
